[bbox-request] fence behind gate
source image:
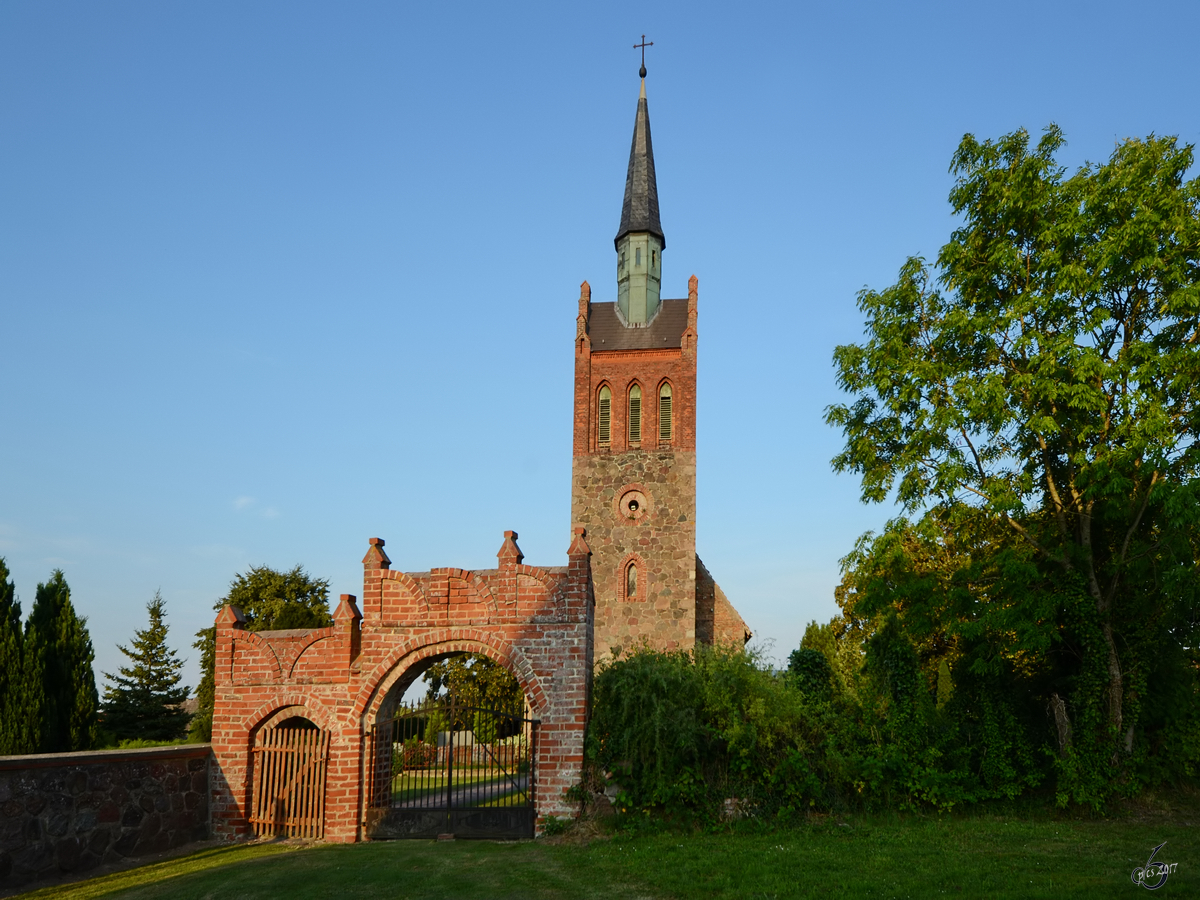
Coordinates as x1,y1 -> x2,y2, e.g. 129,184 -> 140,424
366,694 -> 537,840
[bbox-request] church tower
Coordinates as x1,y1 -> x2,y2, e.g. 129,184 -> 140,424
571,63 -> 749,661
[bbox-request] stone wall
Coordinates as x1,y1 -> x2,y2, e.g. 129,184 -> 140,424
572,449 -> 697,661
0,744 -> 210,890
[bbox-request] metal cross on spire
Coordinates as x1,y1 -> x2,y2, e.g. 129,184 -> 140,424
634,34 -> 653,78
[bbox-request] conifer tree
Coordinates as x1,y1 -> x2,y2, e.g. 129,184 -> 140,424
0,558 -> 40,755
103,591 -> 191,742
13,631 -> 45,753
0,559 -> 20,753
26,570 -> 98,751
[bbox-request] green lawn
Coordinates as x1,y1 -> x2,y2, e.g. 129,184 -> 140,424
13,815 -> 1196,899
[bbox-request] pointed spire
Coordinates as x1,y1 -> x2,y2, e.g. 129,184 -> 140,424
615,79 -> 665,250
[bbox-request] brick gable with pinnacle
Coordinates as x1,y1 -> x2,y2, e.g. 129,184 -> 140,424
209,532 -> 593,842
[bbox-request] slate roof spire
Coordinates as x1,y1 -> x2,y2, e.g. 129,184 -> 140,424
615,75 -> 665,250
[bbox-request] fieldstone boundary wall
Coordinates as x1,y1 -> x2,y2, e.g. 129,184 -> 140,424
0,744 -> 211,890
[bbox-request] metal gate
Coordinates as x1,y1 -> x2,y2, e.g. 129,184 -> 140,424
366,694 -> 537,839
249,718 -> 329,839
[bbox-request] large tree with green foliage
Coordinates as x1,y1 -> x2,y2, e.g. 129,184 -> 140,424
421,654 -> 524,712
103,590 -> 191,742
25,570 -> 98,752
191,565 -> 332,740
826,127 -> 1200,799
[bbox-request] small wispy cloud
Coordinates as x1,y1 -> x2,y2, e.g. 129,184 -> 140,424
231,497 -> 281,519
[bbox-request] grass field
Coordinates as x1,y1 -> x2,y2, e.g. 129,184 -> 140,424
12,814 -> 1196,899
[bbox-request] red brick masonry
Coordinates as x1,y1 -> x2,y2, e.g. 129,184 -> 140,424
210,531 -> 594,842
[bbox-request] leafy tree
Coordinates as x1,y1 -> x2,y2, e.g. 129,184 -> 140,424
25,570 -> 98,752
422,707 -> 449,743
826,127 -> 1200,797
421,654 -> 523,713
471,709 -> 498,743
798,619 -> 863,704
191,628 -> 217,742
102,590 -> 191,742
216,565 -> 334,631
786,648 -> 833,702
191,565 -> 332,740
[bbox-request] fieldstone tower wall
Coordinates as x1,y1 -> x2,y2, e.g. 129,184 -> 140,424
572,449 -> 697,657
572,277 -> 749,660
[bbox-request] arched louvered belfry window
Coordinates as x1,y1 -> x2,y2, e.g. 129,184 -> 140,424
659,382 -> 673,443
628,384 -> 642,443
598,386 -> 612,446
626,562 -> 638,600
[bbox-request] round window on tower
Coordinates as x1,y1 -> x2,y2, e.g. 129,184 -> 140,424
617,488 -> 649,522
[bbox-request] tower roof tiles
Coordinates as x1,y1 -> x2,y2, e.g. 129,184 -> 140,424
615,79 -> 665,249
586,299 -> 687,350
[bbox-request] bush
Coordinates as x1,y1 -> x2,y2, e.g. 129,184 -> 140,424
587,640 -> 1054,825
587,645 -> 834,822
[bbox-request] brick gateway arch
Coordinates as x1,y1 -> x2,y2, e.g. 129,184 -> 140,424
209,530 -> 593,841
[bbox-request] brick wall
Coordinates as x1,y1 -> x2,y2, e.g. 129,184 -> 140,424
696,556 -> 751,647
0,744 -> 210,890
210,530 -> 593,842
572,278 -> 699,459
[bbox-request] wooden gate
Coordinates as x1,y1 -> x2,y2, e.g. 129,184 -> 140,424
250,719 -> 329,839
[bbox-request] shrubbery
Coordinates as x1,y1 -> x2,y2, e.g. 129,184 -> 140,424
588,644 -> 832,821
586,625 -> 1198,823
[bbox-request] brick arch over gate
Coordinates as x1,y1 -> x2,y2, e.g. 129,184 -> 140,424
355,633 -> 549,726
210,529 -> 594,842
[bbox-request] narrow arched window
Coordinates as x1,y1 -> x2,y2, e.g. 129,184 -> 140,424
626,562 -> 638,600
628,385 -> 642,443
651,250 -> 657,270
598,386 -> 611,445
636,247 -> 642,267
659,382 -> 672,443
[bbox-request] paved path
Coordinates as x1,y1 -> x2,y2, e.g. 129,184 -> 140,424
396,773 -> 528,809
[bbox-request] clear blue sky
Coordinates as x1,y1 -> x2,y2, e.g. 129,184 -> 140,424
2,1 -> 1198,694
